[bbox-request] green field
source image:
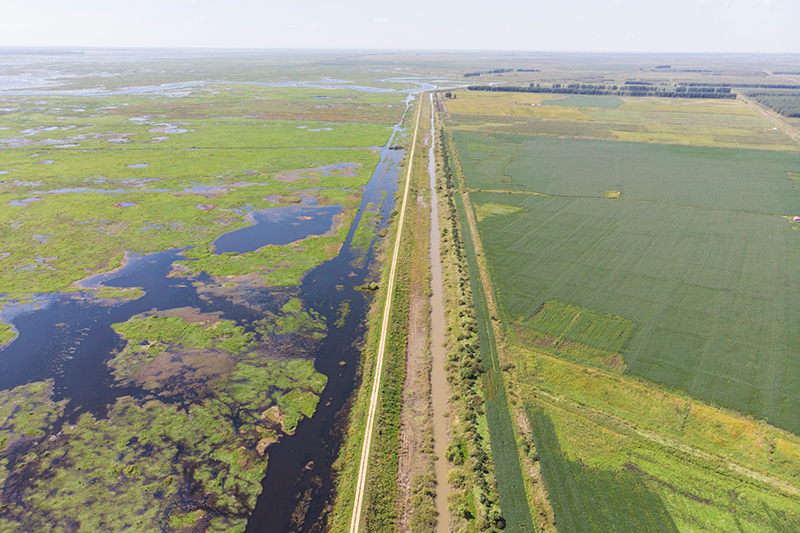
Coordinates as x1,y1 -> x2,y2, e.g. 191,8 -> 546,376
455,132 -> 800,214
470,188 -> 800,434
526,405 -> 679,532
446,88 -> 800,530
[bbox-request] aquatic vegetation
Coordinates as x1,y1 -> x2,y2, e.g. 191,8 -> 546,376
110,315 -> 254,382
176,225 -> 348,287
0,380 -> 66,453
93,286 -> 145,299
0,356 -> 326,532
334,300 -> 351,328
257,298 -> 327,340
0,323 -> 16,348
0,52 -> 408,532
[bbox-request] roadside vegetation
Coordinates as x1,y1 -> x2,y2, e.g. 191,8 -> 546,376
438,122 -> 517,532
329,99 -> 419,533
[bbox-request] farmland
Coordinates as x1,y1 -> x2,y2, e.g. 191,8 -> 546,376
446,91 -> 799,150
441,56 -> 800,532
456,136 -> 800,434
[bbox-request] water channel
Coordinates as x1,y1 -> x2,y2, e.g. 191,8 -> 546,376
427,93 -> 451,533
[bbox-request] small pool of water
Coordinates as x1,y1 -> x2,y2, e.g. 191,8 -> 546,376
9,197 -> 43,206
127,163 -> 149,169
213,205 -> 343,254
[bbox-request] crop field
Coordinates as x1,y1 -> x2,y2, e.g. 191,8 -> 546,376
525,405 -> 679,532
455,132 -> 800,213
513,350 -> 800,532
471,190 -> 800,434
443,75 -> 800,531
446,90 -> 799,150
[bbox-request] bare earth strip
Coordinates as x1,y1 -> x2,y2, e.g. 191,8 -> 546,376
349,95 -> 423,533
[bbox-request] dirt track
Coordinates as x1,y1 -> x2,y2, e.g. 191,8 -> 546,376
349,94 -> 423,533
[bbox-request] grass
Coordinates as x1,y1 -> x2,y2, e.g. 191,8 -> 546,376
0,63 -> 410,531
257,297 -> 327,339
0,351 -> 327,532
109,315 -> 254,381
437,121 -> 506,532
444,92 -> 800,531
455,132 -> 800,214
525,405 -> 679,533
454,183 -> 533,530
472,191 -> 800,435
447,91 -> 799,150
0,145 -> 380,295
0,323 -> 16,348
509,344 -> 800,532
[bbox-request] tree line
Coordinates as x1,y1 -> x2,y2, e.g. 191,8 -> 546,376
467,84 -> 736,99
745,90 -> 800,117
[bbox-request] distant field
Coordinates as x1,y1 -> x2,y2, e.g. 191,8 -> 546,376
447,91 -> 799,150
455,132 -> 800,214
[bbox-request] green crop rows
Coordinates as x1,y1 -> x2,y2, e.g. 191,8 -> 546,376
472,189 -> 800,434
526,405 -> 679,532
455,132 -> 800,215
453,127 -> 800,435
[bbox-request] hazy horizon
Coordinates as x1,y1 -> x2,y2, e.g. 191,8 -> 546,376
2,0 -> 797,54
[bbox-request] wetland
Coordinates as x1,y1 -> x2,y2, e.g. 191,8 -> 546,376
0,49 -> 437,532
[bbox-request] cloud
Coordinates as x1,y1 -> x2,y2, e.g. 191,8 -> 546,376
760,0 -> 783,9
692,0 -> 707,6
374,18 -> 388,23
612,0 -> 622,5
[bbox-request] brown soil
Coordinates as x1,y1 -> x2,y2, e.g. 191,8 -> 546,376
126,347 -> 235,396
152,306 -> 223,324
398,283 -> 431,533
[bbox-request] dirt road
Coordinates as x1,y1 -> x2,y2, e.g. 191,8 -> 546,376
349,94 -> 423,533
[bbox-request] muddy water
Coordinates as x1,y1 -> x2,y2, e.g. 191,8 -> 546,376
428,93 -> 451,532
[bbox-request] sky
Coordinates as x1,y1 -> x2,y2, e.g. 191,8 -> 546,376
1,0 -> 797,53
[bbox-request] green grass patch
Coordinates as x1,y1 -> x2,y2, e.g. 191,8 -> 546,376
472,190 -> 800,435
0,322 -> 17,348
257,298 -> 327,340
110,315 -> 253,381
455,193 -> 535,533
526,405 -> 679,533
542,95 -> 625,108
94,287 -> 145,299
525,300 -> 635,354
454,132 -> 800,214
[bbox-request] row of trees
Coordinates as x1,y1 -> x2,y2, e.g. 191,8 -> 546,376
745,90 -> 800,117
438,127 -> 507,532
464,69 -> 515,78
468,84 -> 737,99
